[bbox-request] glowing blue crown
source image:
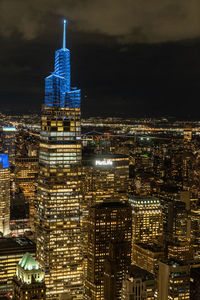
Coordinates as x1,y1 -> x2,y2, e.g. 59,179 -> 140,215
44,20 -> 81,108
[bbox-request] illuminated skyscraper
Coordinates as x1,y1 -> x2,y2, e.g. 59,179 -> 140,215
81,154 -> 129,280
129,196 -> 163,245
14,157 -> 38,233
82,154 -> 129,205
36,20 -> 83,299
166,200 -> 192,263
0,154 -> 10,236
2,127 -> 17,166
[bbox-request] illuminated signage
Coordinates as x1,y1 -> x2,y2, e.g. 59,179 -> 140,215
2,127 -> 17,132
95,160 -> 113,166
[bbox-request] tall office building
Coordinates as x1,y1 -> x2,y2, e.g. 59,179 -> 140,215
158,260 -> 190,300
1,127 -> 17,166
132,243 -> 164,275
0,154 -> 10,236
82,154 -> 129,204
104,241 -> 132,300
129,196 -> 163,245
166,200 -> 192,262
190,209 -> 200,260
81,154 -> 129,277
85,202 -> 132,300
167,200 -> 189,243
190,266 -> 200,300
14,157 -> 38,232
36,20 -> 83,299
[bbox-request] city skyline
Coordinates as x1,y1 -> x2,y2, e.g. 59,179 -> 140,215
1,4 -> 200,300
0,2 -> 200,119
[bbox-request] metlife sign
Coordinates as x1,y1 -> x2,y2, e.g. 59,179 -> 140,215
95,160 -> 113,166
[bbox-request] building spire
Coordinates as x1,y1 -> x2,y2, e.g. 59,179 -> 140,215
63,19 -> 67,49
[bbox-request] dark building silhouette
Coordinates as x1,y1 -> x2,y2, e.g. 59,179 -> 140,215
85,201 -> 132,300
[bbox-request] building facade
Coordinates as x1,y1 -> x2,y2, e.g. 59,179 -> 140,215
158,260 -> 190,300
190,266 -> 200,300
121,265 -> 155,300
129,196 -> 163,246
14,157 -> 38,232
85,201 -> 132,300
104,241 -> 132,300
35,21 -> 83,299
0,154 -> 10,236
81,154 -> 129,278
132,243 -> 164,275
82,154 -> 129,205
1,127 -> 16,166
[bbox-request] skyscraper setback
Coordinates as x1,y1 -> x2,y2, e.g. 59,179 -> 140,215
36,20 -> 83,299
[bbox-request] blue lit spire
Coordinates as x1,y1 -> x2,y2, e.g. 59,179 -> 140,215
44,20 -> 81,108
63,19 -> 67,49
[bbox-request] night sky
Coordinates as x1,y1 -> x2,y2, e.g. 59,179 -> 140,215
0,0 -> 200,118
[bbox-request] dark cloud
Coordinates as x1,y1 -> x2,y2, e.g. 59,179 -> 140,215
0,0 -> 199,43
0,1 -> 200,118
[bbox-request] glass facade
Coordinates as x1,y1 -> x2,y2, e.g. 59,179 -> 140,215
2,127 -> 16,166
129,196 -> 163,244
36,21 -> 83,299
158,260 -> 190,299
0,153 -> 10,236
14,157 -> 38,233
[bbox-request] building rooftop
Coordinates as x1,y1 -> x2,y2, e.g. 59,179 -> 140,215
129,195 -> 159,202
135,243 -> 164,253
129,195 -> 161,205
127,265 -> 155,281
0,237 -> 35,254
18,252 -> 40,271
82,154 -> 129,166
83,154 -> 129,159
92,201 -> 130,209
160,259 -> 189,267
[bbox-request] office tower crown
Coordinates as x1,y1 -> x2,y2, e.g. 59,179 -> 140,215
16,252 -> 45,285
45,19 -> 80,108
19,252 -> 40,271
13,252 -> 46,299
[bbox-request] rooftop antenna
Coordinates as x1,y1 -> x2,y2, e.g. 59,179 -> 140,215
63,19 -> 67,49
